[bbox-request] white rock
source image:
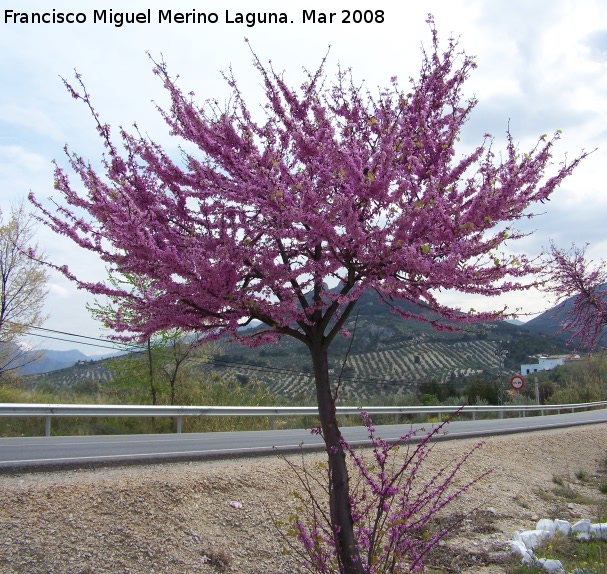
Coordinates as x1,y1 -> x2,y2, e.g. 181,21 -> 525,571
535,557 -> 564,573
509,540 -> 534,564
509,516 -> 604,568
554,519 -> 570,536
536,519 -> 556,535
514,529 -> 552,550
577,533 -> 591,541
590,523 -> 607,540
572,519 -> 591,538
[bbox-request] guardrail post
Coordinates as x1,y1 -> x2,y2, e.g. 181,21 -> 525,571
341,414 -> 346,428
45,416 -> 51,437
271,416 -> 275,431
499,410 -> 503,419
472,412 -> 476,421
176,416 -> 182,434
437,413 -> 442,423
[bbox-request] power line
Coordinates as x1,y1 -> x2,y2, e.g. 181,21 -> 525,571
22,331 -> 133,352
21,324 -> 396,382
25,325 -> 143,349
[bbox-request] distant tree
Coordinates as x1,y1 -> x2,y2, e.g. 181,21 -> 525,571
521,379 -> 555,404
107,334 -> 205,406
88,273 -> 205,405
31,23 -> 587,572
543,242 -> 607,350
0,203 -> 48,377
418,379 -> 456,402
463,378 -> 499,404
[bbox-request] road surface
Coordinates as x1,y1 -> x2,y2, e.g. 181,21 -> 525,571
1,408 -> 606,472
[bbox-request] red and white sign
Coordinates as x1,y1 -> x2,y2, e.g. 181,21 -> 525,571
510,375 -> 525,391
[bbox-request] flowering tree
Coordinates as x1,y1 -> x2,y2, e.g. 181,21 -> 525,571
0,203 -> 48,377
31,22 -> 586,572
543,242 -> 607,350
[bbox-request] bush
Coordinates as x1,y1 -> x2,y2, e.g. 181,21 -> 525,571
279,411 -> 489,573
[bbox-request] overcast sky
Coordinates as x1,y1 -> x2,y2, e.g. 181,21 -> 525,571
1,0 -> 606,353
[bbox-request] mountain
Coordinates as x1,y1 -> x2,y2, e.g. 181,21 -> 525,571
524,309 -> 569,342
191,291 -> 569,401
15,349 -> 121,376
29,291 -> 570,401
524,283 -> 607,346
17,349 -> 91,375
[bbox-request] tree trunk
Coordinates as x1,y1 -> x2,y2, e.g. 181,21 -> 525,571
170,376 -> 176,406
310,340 -> 364,574
146,339 -> 157,406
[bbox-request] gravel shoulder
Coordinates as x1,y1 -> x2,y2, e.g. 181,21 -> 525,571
1,424 -> 606,573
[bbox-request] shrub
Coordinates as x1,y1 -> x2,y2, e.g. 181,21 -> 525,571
280,411 -> 489,573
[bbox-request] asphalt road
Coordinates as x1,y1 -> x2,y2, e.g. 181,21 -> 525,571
1,408 -> 606,472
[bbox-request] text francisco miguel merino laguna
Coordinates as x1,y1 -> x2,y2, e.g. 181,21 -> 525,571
4,8 -> 386,27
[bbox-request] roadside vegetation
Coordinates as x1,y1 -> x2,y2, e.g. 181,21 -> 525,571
1,352 -> 606,438
0,371 -> 278,436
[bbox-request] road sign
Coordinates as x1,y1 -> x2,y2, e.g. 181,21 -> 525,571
510,375 -> 525,391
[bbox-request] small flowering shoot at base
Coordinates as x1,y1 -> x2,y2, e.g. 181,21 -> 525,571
278,411 -> 490,573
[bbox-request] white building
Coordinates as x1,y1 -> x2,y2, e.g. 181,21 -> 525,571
520,355 -> 568,376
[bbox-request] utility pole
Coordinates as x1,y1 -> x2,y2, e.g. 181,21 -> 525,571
495,341 -> 509,405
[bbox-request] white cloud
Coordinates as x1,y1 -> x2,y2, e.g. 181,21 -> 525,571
48,283 -> 71,299
0,105 -> 65,141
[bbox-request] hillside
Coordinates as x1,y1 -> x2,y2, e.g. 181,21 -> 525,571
200,335 -> 504,401
524,283 -> 607,345
27,359 -> 115,393
184,291 -> 568,401
29,292 -> 569,402
18,349 -> 93,375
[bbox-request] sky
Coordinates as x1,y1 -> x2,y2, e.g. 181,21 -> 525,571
1,0 -> 606,353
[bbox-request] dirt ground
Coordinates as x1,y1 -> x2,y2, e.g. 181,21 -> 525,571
1,423 -> 606,573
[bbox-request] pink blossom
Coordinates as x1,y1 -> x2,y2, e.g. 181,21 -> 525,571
543,242 -> 607,350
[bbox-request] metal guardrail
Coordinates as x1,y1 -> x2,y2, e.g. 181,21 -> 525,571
1,401 -> 607,436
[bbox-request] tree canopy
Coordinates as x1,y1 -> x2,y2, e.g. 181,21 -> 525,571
0,204 -> 48,377
31,28 -> 586,349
